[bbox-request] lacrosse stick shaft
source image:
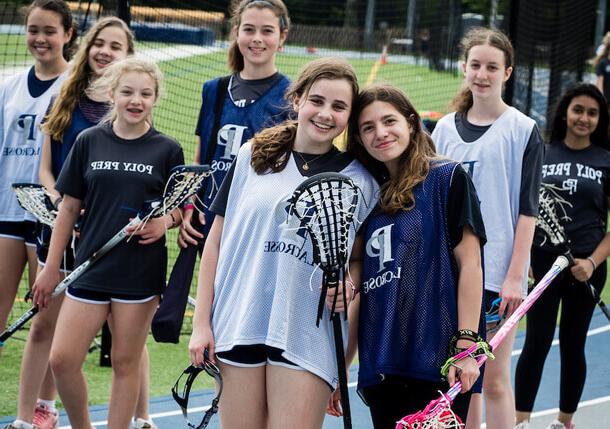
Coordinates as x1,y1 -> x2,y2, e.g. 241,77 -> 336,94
563,251 -> 610,322
331,313 -> 352,429
587,283 -> 610,322
0,216 -> 141,343
444,255 -> 570,401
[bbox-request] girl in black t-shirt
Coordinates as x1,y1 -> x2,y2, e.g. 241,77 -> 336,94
515,84 -> 610,429
32,58 -> 184,429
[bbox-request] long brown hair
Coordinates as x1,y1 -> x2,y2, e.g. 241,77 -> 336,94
227,0 -> 290,73
42,17 -> 134,142
347,84 -> 436,214
250,57 -> 358,174
450,27 -> 514,113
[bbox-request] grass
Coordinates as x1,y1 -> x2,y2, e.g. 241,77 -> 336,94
0,332 -> 199,418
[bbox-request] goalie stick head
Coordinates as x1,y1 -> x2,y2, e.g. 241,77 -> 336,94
12,183 -> 57,227
287,172 -> 359,273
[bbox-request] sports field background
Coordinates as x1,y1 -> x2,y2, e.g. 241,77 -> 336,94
2,35 -> 610,417
0,0 -> 607,417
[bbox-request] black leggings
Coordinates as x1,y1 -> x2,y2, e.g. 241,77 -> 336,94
514,248 -> 606,413
360,376 -> 471,428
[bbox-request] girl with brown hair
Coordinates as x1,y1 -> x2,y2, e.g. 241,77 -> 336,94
329,84 -> 486,428
432,27 -> 544,429
189,57 -> 378,428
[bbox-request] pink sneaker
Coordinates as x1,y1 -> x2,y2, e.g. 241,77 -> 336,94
32,403 -> 58,429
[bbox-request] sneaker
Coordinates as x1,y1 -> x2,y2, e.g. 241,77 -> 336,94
32,403 -> 58,429
131,418 -> 158,429
3,421 -> 33,429
515,422 -> 530,429
546,420 -> 575,429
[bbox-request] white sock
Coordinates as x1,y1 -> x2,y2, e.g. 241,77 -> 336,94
13,420 -> 34,429
37,398 -> 57,413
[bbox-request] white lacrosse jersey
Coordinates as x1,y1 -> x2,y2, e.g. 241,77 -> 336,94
0,68 -> 67,222
211,142 -> 379,387
433,107 -> 536,295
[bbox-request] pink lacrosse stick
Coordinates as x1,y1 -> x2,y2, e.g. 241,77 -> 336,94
395,255 -> 570,429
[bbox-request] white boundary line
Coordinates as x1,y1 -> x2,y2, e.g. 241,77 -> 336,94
512,320 -> 610,356
58,394 -> 610,428
480,395 -> 610,428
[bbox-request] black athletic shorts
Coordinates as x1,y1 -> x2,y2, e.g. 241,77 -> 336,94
0,220 -> 37,245
66,286 -> 157,304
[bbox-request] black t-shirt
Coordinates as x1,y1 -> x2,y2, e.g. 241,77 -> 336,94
210,147 -> 355,216
56,123 -> 184,295
361,163 -> 486,250
195,72 -> 285,133
535,141 -> 610,254
447,164 -> 487,248
596,58 -> 610,101
231,72 -> 283,107
454,112 -> 543,216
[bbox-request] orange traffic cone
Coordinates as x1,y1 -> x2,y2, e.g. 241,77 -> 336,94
380,45 -> 388,65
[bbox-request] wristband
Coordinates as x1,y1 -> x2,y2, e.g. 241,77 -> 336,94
183,203 -> 195,211
587,256 -> 597,271
53,196 -> 63,209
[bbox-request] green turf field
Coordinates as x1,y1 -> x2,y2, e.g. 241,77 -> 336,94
0,33 -> 30,67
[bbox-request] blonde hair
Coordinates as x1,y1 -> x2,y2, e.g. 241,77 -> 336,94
347,84 -> 436,214
89,57 -> 163,124
450,27 -> 514,113
227,0 -> 290,72
42,17 -> 134,142
250,57 -> 358,174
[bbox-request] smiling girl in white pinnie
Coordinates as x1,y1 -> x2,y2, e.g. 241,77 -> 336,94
0,2 -> 76,427
0,0 -> 75,355
33,58 -> 184,429
432,27 -> 544,429
189,57 -> 377,429
8,16 -> 148,429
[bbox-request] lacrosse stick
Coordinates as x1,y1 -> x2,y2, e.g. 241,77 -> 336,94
0,165 -> 211,344
288,172 -> 360,429
536,183 -> 610,321
172,351 -> 222,429
395,255 -> 570,429
12,183 -> 57,227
